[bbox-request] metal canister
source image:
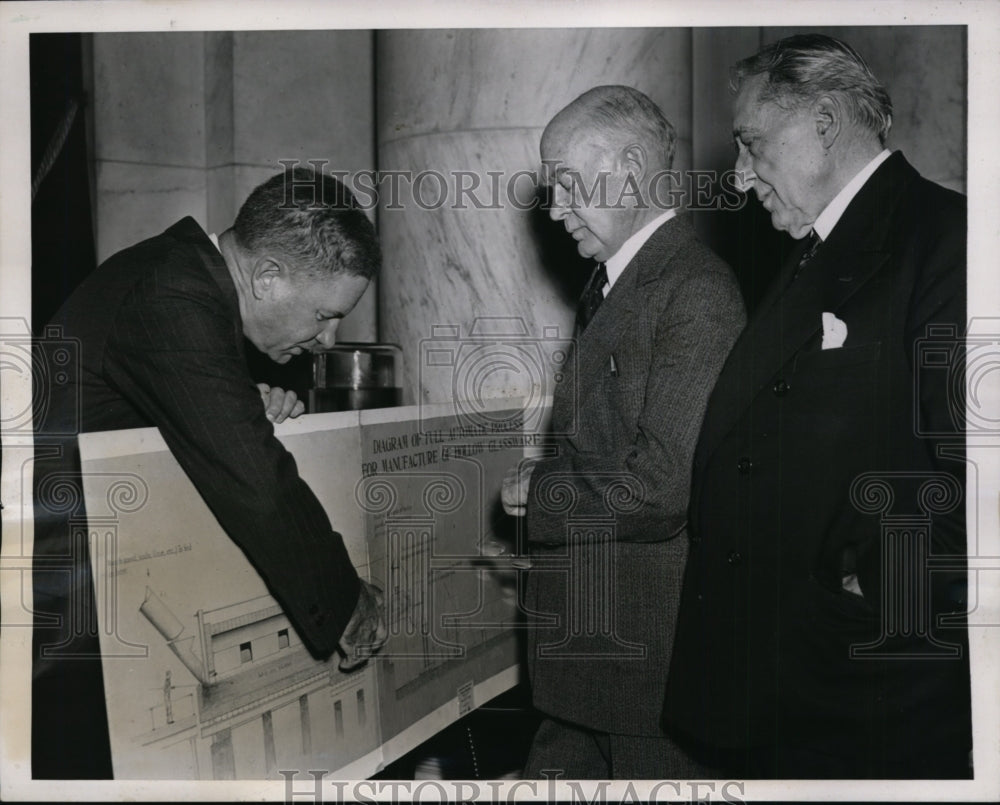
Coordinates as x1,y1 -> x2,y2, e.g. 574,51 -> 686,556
309,343 -> 403,412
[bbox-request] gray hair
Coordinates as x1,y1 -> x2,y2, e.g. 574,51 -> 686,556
234,167 -> 381,280
732,34 -> 893,144
574,85 -> 678,169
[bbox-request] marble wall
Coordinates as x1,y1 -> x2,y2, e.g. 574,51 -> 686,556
692,27 -> 966,192
375,28 -> 692,404
93,33 -> 214,262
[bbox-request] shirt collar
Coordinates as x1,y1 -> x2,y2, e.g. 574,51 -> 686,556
208,232 -> 222,253
603,208 -> 678,293
812,149 -> 892,241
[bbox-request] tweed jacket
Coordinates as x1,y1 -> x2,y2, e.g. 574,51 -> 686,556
524,213 -> 745,736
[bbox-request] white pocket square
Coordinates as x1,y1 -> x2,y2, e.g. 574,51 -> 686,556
821,312 -> 847,350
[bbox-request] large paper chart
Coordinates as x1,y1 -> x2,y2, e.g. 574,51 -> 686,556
78,402 -> 529,780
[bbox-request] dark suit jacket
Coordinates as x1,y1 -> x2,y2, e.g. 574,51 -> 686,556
524,213 -> 745,736
665,153 -> 971,776
32,218 -> 360,777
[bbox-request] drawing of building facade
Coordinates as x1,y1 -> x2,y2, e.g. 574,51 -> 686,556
136,589 -> 377,779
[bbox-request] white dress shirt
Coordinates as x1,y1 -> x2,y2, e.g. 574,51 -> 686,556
812,149 -> 892,241
601,208 -> 679,296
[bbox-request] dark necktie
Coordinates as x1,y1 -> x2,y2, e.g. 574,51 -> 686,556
790,230 -> 822,283
576,262 -> 608,332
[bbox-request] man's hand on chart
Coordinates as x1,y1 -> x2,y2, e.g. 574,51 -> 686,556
337,580 -> 388,672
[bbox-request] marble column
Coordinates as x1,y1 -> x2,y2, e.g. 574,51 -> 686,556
375,29 -> 692,405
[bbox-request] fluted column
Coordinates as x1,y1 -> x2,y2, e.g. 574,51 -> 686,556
376,29 -> 692,405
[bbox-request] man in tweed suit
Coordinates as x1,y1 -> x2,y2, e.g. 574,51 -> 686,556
502,86 -> 745,779
32,168 -> 386,778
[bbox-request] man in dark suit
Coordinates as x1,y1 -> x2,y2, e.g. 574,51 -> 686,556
502,85 -> 745,778
664,34 -> 971,778
32,168 -> 387,778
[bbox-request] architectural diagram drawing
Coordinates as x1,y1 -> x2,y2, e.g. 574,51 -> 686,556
79,403 -> 530,779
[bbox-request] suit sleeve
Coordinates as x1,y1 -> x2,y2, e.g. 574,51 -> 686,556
905,193 -> 967,559
526,264 -> 746,544
102,286 -> 359,659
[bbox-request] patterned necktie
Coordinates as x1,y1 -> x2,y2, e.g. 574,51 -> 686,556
576,262 -> 608,332
791,230 -> 822,283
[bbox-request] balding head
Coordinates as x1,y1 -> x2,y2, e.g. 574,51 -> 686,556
543,85 -> 677,174
541,85 -> 677,263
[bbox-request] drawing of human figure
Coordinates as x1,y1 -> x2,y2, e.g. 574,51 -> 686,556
163,670 -> 174,725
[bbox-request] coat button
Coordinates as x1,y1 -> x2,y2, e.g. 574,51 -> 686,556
727,551 -> 742,565
737,457 -> 753,474
772,378 -> 789,396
